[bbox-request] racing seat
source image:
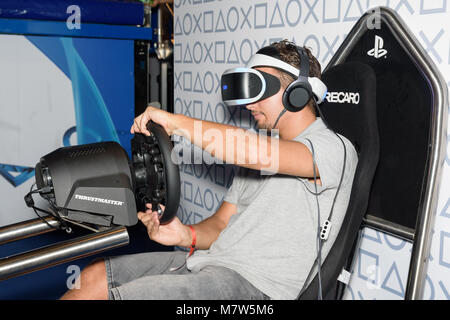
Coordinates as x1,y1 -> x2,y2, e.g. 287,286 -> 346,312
300,6 -> 448,299
299,61 -> 380,299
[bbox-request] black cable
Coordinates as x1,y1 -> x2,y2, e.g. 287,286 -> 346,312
295,102 -> 348,300
272,99 -> 347,300
272,109 -> 287,132
304,138 -> 323,300
26,184 -> 61,231
25,184 -> 71,233
296,178 -> 333,196
315,103 -> 347,223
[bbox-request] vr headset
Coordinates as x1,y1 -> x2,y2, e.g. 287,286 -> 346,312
221,46 -> 327,111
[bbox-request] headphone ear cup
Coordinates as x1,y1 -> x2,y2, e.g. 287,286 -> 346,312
282,80 -> 313,112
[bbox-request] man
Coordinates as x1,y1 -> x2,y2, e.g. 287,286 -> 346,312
61,40 -> 357,300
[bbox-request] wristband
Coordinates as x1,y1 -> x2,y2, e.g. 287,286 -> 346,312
188,225 -> 196,257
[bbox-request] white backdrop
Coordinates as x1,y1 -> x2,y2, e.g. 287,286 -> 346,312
173,0 -> 450,299
0,35 -> 76,227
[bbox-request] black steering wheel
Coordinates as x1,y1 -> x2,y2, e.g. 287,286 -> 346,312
131,121 -> 180,224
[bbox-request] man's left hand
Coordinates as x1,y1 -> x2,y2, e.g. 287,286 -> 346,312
130,105 -> 175,136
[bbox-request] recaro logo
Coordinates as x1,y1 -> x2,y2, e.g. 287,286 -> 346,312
367,35 -> 387,59
325,92 -> 360,104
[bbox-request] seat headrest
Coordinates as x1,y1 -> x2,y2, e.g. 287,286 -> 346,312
319,62 -> 377,154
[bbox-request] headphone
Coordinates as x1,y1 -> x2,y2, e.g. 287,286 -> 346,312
282,46 -> 314,113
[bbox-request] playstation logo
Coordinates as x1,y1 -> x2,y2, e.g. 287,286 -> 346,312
367,35 -> 387,58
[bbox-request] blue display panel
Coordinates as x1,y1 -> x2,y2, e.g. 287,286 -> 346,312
0,0 -> 144,26
0,27 -> 153,299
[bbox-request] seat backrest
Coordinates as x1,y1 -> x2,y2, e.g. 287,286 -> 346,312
299,62 -> 380,299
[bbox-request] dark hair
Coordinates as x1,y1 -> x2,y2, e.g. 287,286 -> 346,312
270,39 -> 322,88
270,40 -> 322,111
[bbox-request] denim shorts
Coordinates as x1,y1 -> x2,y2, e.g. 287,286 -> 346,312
104,251 -> 270,300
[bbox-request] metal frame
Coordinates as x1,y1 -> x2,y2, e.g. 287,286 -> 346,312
0,217 -> 129,281
325,7 -> 448,299
0,217 -> 61,245
0,14 -> 147,284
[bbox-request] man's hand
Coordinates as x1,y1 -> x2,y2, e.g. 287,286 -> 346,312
137,203 -> 191,247
130,105 -> 176,136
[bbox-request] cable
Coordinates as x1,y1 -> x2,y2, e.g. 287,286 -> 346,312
296,178 -> 334,196
25,184 -> 72,233
272,109 -> 287,131
271,98 -> 347,299
294,102 -> 348,300
315,103 -> 347,223
304,138 -> 323,300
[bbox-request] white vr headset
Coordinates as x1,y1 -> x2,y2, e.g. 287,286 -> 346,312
221,53 -> 327,108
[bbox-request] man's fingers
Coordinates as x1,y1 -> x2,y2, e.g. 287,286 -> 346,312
131,118 -> 140,134
130,113 -> 151,136
147,212 -> 160,237
139,212 -> 153,225
139,114 -> 151,136
151,212 -> 160,226
146,203 -> 166,211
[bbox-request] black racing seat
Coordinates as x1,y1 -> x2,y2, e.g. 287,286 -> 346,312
300,6 -> 448,299
299,61 -> 380,299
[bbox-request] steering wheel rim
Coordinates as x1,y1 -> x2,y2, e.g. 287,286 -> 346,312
132,121 -> 180,224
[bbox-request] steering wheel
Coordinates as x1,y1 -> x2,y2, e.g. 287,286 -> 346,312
131,121 -> 181,224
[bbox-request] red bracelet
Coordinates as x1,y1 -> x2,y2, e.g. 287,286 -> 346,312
188,225 -> 196,257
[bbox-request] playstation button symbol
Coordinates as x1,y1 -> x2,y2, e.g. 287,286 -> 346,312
367,35 -> 387,58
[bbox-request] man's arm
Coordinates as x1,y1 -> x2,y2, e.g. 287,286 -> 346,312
184,201 -> 237,250
138,201 -> 237,250
131,106 -> 318,178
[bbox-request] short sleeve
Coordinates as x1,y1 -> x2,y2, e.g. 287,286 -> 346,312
297,132 -> 352,189
223,167 -> 245,205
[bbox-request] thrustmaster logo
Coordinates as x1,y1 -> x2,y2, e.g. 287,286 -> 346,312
367,35 -> 387,59
74,194 -> 124,206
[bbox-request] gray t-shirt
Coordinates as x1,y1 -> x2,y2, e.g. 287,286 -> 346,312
186,118 -> 358,300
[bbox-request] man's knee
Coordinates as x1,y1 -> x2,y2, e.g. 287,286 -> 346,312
82,258 -> 107,282
60,258 -> 108,300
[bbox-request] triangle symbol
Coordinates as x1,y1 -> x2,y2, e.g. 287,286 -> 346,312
193,186 -> 204,208
174,16 -> 183,35
254,39 -> 267,51
227,41 -> 240,64
344,0 -> 364,22
439,281 -> 450,299
183,43 -> 193,63
215,10 -> 227,32
270,2 -> 285,27
184,163 -> 194,176
362,227 -> 382,243
193,73 -> 203,93
8,171 -> 22,178
204,103 -> 214,121
0,163 -> 35,187
381,262 -> 405,297
440,197 -> 450,218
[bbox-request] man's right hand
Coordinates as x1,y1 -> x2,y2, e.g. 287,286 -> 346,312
137,203 -> 191,247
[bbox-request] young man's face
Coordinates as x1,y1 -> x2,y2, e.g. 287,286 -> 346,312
245,67 -> 285,132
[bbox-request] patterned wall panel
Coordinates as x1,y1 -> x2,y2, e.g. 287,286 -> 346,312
173,0 -> 450,299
